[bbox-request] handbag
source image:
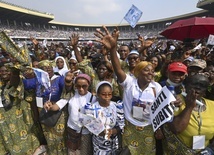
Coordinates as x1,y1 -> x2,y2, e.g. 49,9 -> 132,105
39,108 -> 62,127
66,127 -> 83,151
162,124 -> 200,155
115,133 -> 131,155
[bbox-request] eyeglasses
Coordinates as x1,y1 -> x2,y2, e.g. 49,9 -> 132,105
75,84 -> 88,89
128,56 -> 139,61
69,62 -> 77,66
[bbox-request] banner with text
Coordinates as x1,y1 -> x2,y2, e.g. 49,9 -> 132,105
124,5 -> 143,28
149,86 -> 176,132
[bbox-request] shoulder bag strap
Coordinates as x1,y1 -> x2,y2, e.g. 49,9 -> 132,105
89,94 -> 93,102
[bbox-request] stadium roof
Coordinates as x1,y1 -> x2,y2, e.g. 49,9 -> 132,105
0,1 -> 54,24
49,10 -> 211,28
0,0 -> 213,28
197,0 -> 214,10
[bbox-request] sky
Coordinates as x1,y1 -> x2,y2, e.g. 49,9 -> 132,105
3,0 -> 202,25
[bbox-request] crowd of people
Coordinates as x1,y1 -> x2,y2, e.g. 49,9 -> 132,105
0,24 -> 214,155
0,23 -> 162,40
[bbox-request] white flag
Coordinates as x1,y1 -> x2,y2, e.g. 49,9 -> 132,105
207,34 -> 214,45
124,5 -> 143,28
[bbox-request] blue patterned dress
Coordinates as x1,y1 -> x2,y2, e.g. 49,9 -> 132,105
92,101 -> 125,155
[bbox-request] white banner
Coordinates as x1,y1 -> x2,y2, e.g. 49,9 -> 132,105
124,5 -> 143,28
149,86 -> 176,132
207,34 -> 214,45
78,113 -> 105,136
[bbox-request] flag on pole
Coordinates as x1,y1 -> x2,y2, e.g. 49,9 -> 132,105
124,5 -> 143,28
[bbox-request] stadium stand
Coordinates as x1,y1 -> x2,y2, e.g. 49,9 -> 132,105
0,0 -> 214,42
197,0 -> 214,10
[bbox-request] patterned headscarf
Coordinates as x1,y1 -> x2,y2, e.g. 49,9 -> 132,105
74,73 -> 91,84
133,61 -> 152,78
38,60 -> 52,68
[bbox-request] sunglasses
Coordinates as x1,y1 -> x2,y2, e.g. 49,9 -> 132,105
75,84 -> 88,89
128,56 -> 139,61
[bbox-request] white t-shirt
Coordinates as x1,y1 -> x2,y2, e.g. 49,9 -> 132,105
67,91 -> 96,134
120,74 -> 162,127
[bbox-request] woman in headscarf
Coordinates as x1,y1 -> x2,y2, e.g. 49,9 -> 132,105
0,64 -> 40,155
94,26 -> 162,154
53,56 -> 69,76
68,57 -> 81,77
67,73 -> 96,155
91,81 -> 125,154
38,60 -> 67,155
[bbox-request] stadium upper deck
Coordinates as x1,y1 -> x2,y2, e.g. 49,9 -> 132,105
197,0 -> 214,10
0,0 -> 214,41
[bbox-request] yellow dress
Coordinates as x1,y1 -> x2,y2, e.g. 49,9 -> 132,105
163,97 -> 214,155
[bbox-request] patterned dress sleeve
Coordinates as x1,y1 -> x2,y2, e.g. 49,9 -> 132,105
77,59 -> 96,79
114,100 -> 125,131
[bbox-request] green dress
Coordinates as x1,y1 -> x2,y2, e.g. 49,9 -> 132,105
0,80 -> 40,155
42,86 -> 74,155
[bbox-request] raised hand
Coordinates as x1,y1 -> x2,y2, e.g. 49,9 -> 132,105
185,89 -> 197,109
30,37 -> 39,46
138,35 -> 145,47
100,45 -> 108,56
94,25 -> 119,50
70,33 -> 79,47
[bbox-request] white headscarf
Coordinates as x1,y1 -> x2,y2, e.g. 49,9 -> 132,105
96,81 -> 113,94
53,56 -> 69,76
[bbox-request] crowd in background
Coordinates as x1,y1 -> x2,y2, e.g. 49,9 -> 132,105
0,23 -> 162,40
0,24 -> 214,155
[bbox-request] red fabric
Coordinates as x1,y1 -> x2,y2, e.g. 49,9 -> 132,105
160,17 -> 214,41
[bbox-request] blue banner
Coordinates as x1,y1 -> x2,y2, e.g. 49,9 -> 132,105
124,5 -> 143,28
